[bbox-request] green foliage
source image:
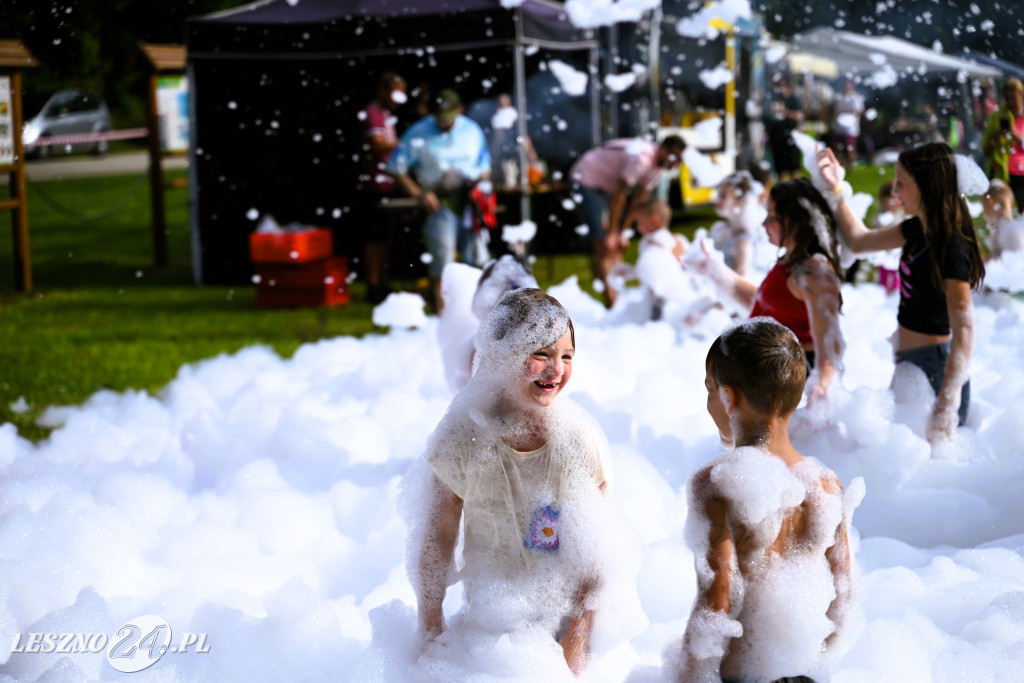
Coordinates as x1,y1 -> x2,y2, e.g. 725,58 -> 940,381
0,0 -> 239,126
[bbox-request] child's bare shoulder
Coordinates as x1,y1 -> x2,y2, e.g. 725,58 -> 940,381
794,455 -> 844,495
794,254 -> 839,284
820,472 -> 843,495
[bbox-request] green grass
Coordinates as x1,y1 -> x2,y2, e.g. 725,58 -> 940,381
0,160 -> 891,441
0,166 -> 379,440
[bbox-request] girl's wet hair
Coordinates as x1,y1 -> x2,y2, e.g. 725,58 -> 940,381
770,177 -> 845,288
706,318 -> 807,417
897,141 -> 985,290
478,288 -> 574,364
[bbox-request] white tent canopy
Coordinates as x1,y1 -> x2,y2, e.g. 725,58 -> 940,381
792,27 -> 1001,83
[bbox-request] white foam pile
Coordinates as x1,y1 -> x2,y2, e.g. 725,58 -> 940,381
2,269 -> 1023,680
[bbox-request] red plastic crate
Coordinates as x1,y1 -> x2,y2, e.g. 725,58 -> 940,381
255,257 -> 349,308
255,257 -> 348,289
249,228 -> 333,264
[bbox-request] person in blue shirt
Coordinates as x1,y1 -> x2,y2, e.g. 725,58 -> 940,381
388,88 -> 492,312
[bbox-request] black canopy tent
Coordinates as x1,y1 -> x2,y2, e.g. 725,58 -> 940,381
186,0 -> 600,285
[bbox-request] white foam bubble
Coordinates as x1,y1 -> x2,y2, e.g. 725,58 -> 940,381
2,272 -> 1024,680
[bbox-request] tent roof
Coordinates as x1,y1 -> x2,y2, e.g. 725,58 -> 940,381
792,27 -> 1001,80
958,50 -> 1024,81
188,0 -> 596,57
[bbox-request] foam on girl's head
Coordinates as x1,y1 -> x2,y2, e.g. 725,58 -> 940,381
474,288 -> 573,373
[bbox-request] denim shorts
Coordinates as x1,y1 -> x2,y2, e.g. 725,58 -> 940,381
574,184 -> 610,241
894,342 -> 970,426
422,207 -> 489,278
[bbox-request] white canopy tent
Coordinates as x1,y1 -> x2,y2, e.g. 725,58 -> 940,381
791,27 -> 1001,83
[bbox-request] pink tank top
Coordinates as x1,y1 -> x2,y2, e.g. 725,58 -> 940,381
1010,116 -> 1024,176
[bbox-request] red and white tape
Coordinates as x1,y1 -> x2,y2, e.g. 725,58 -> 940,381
24,128 -> 150,148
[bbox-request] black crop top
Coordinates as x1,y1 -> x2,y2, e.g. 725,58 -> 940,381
896,217 -> 974,335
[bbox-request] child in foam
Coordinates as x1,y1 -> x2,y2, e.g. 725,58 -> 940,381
818,142 -> 986,441
673,318 -> 863,683
710,171 -> 768,278
625,197 -> 726,330
437,255 -> 539,394
981,179 -> 1024,261
691,178 -> 846,409
409,288 -> 611,676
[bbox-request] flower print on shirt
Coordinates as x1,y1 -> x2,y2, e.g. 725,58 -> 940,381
524,504 -> 561,552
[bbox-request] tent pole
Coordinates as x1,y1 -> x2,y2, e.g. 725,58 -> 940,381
607,24 -> 618,137
511,12 -> 530,265
512,6 -> 531,243
590,46 -> 601,146
186,59 -> 204,285
514,42 -> 529,224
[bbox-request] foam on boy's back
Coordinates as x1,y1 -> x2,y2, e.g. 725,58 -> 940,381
684,447 -> 864,680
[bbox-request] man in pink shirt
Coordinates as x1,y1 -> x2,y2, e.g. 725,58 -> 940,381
570,135 -> 685,306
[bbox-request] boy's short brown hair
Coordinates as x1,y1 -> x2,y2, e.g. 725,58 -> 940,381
706,318 -> 807,417
633,197 -> 671,227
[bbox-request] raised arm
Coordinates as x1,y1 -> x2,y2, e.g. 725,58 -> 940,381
416,472 -> 463,640
927,279 -> 975,442
817,148 -> 904,254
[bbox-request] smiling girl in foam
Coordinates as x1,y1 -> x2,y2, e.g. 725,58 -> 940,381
403,288 -> 616,677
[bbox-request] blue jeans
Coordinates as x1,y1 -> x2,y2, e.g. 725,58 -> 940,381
422,207 -> 489,278
894,342 -> 970,426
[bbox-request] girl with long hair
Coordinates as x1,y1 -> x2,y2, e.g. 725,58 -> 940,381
697,177 -> 846,407
818,141 -> 985,442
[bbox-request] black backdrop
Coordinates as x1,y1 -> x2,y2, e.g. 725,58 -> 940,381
186,0 -> 598,284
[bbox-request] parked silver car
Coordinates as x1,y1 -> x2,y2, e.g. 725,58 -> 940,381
22,89 -> 112,158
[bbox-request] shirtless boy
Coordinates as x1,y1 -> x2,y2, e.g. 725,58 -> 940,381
674,318 -> 862,683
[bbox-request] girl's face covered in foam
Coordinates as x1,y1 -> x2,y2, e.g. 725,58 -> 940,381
517,330 -> 574,409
